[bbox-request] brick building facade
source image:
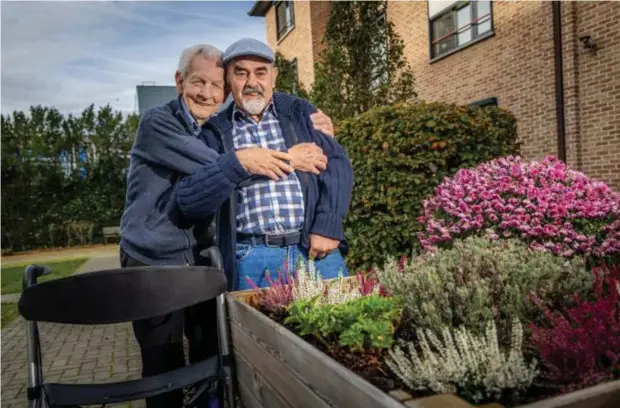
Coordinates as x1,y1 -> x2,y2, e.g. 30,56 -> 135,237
249,1 -> 620,189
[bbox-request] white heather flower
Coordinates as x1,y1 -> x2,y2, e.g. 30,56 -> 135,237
291,258 -> 361,305
386,319 -> 538,403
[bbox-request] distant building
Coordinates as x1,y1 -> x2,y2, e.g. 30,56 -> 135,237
135,85 -> 177,114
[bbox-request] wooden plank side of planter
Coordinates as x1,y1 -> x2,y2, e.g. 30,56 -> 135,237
226,293 -> 406,408
517,379 -> 620,408
230,317 -> 329,408
234,350 -> 291,408
237,382 -> 264,408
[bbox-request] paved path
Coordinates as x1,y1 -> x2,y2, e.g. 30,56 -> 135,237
76,254 -> 121,273
1,254 -> 146,407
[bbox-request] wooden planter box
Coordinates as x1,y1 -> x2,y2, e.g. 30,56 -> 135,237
225,292 -> 620,408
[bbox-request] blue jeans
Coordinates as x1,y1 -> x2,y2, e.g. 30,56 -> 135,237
236,243 -> 348,291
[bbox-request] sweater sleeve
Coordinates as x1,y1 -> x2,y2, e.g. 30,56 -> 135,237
131,109 -> 220,175
176,150 -> 252,220
300,105 -> 354,241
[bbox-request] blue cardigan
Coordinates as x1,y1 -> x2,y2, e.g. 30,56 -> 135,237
120,98 -> 235,265
176,92 -> 354,290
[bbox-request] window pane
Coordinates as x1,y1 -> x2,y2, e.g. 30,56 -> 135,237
433,11 -> 455,39
457,5 -> 471,28
478,17 -> 491,34
276,3 -> 286,35
477,1 -> 491,18
458,28 -> 472,45
456,5 -> 471,45
434,37 -> 455,57
432,12 -> 456,56
285,3 -> 293,26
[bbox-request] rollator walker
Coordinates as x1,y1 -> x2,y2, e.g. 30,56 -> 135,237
18,246 -> 236,408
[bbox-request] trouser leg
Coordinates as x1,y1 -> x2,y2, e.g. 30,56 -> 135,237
184,298 -> 221,407
120,249 -> 185,408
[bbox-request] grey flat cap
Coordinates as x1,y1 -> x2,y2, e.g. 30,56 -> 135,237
223,38 -> 275,64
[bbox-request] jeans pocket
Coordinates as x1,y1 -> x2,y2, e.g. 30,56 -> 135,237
236,243 -> 254,263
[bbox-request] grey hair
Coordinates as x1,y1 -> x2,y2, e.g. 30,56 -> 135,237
177,44 -> 223,77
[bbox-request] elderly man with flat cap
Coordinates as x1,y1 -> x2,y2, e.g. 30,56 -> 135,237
176,38 -> 354,291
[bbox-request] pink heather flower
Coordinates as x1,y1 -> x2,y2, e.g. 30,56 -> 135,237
418,155 -> 620,258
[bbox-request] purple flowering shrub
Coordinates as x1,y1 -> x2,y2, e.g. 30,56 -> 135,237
418,155 -> 620,260
529,265 -> 620,393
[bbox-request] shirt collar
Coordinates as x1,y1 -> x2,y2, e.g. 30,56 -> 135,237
179,96 -> 201,136
233,99 -> 277,124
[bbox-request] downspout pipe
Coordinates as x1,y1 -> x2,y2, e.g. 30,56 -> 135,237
552,1 -> 567,162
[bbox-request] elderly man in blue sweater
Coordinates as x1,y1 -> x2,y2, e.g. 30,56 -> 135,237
120,43 -> 335,408
176,38 -> 354,291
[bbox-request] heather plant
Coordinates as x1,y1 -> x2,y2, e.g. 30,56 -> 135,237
285,293 -> 402,351
291,258 -> 361,304
528,268 -> 620,393
386,319 -> 537,404
356,256 -> 405,296
246,268 -> 294,315
247,257 -> 365,314
418,155 -> 620,262
377,236 -> 593,335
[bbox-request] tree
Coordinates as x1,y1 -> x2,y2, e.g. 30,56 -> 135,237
275,52 -> 309,99
310,1 -> 417,121
1,105 -> 139,251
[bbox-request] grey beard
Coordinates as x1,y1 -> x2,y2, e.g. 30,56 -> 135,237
242,98 -> 267,115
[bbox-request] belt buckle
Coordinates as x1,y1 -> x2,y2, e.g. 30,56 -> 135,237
264,234 -> 278,248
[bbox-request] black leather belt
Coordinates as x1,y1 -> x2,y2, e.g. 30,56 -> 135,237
236,231 -> 302,247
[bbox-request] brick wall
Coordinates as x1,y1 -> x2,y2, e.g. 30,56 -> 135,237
569,1 -> 620,190
264,1 -> 316,91
310,1 -> 332,71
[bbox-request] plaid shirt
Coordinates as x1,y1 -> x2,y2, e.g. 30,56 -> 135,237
232,101 -> 305,235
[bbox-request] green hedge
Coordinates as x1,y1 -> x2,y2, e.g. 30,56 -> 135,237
337,101 -> 520,272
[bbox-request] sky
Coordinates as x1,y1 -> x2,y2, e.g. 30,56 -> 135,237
1,0 -> 266,115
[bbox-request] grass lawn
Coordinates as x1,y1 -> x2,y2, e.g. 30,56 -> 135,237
1,257 -> 89,295
1,303 -> 19,328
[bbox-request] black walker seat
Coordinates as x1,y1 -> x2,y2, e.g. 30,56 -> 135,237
18,249 -> 236,408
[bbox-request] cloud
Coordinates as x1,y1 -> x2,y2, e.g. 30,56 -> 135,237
1,1 -> 266,115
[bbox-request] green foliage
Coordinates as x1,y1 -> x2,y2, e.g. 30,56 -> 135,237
284,293 -> 402,351
337,101 -> 520,271
275,52 -> 309,99
310,0 -> 416,121
1,105 -> 138,251
377,236 -> 593,336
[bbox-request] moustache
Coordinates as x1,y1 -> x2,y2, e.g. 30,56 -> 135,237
243,86 -> 264,96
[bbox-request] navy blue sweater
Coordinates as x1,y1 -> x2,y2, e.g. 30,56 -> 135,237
119,98 -> 244,265
176,93 -> 354,290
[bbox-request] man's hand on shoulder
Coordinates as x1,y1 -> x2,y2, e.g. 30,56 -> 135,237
289,143 -> 327,175
309,233 -> 340,259
310,109 -> 335,138
235,148 -> 294,181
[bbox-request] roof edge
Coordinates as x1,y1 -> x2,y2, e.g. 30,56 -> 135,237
248,1 -> 272,17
